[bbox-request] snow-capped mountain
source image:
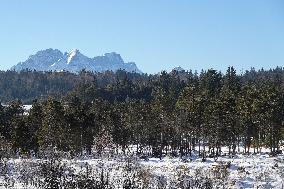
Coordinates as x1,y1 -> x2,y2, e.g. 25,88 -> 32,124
172,66 -> 185,72
11,48 -> 142,73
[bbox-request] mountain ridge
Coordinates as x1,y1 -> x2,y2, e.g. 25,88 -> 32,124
11,48 -> 142,73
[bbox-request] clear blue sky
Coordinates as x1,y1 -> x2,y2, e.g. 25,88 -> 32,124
0,0 -> 283,73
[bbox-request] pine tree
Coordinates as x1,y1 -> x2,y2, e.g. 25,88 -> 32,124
237,84 -> 259,153
27,99 -> 44,154
38,98 -> 70,153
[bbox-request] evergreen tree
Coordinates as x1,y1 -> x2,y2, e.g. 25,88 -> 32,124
38,98 -> 70,152
27,99 -> 44,154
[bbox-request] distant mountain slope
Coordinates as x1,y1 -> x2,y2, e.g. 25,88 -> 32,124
11,48 -> 142,73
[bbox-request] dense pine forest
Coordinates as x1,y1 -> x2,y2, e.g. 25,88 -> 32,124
0,67 -> 284,159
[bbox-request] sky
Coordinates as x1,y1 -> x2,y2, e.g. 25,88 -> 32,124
0,0 -> 283,74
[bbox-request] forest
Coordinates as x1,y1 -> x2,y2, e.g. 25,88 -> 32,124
0,67 -> 284,159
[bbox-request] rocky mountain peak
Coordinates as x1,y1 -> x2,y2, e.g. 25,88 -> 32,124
11,49 -> 142,73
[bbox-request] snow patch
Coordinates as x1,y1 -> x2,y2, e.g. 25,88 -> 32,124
67,49 -> 78,64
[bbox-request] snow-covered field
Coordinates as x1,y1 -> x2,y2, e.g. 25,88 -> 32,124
140,153 -> 284,188
1,146 -> 284,189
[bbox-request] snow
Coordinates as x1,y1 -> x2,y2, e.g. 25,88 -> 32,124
22,105 -> 32,111
143,154 -> 283,188
67,49 -> 78,64
11,48 -> 142,73
0,146 -> 283,188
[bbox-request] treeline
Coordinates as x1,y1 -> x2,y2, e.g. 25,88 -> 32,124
0,67 -> 284,158
0,69 -> 145,103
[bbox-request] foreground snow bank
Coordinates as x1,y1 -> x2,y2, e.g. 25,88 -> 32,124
0,150 -> 284,188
